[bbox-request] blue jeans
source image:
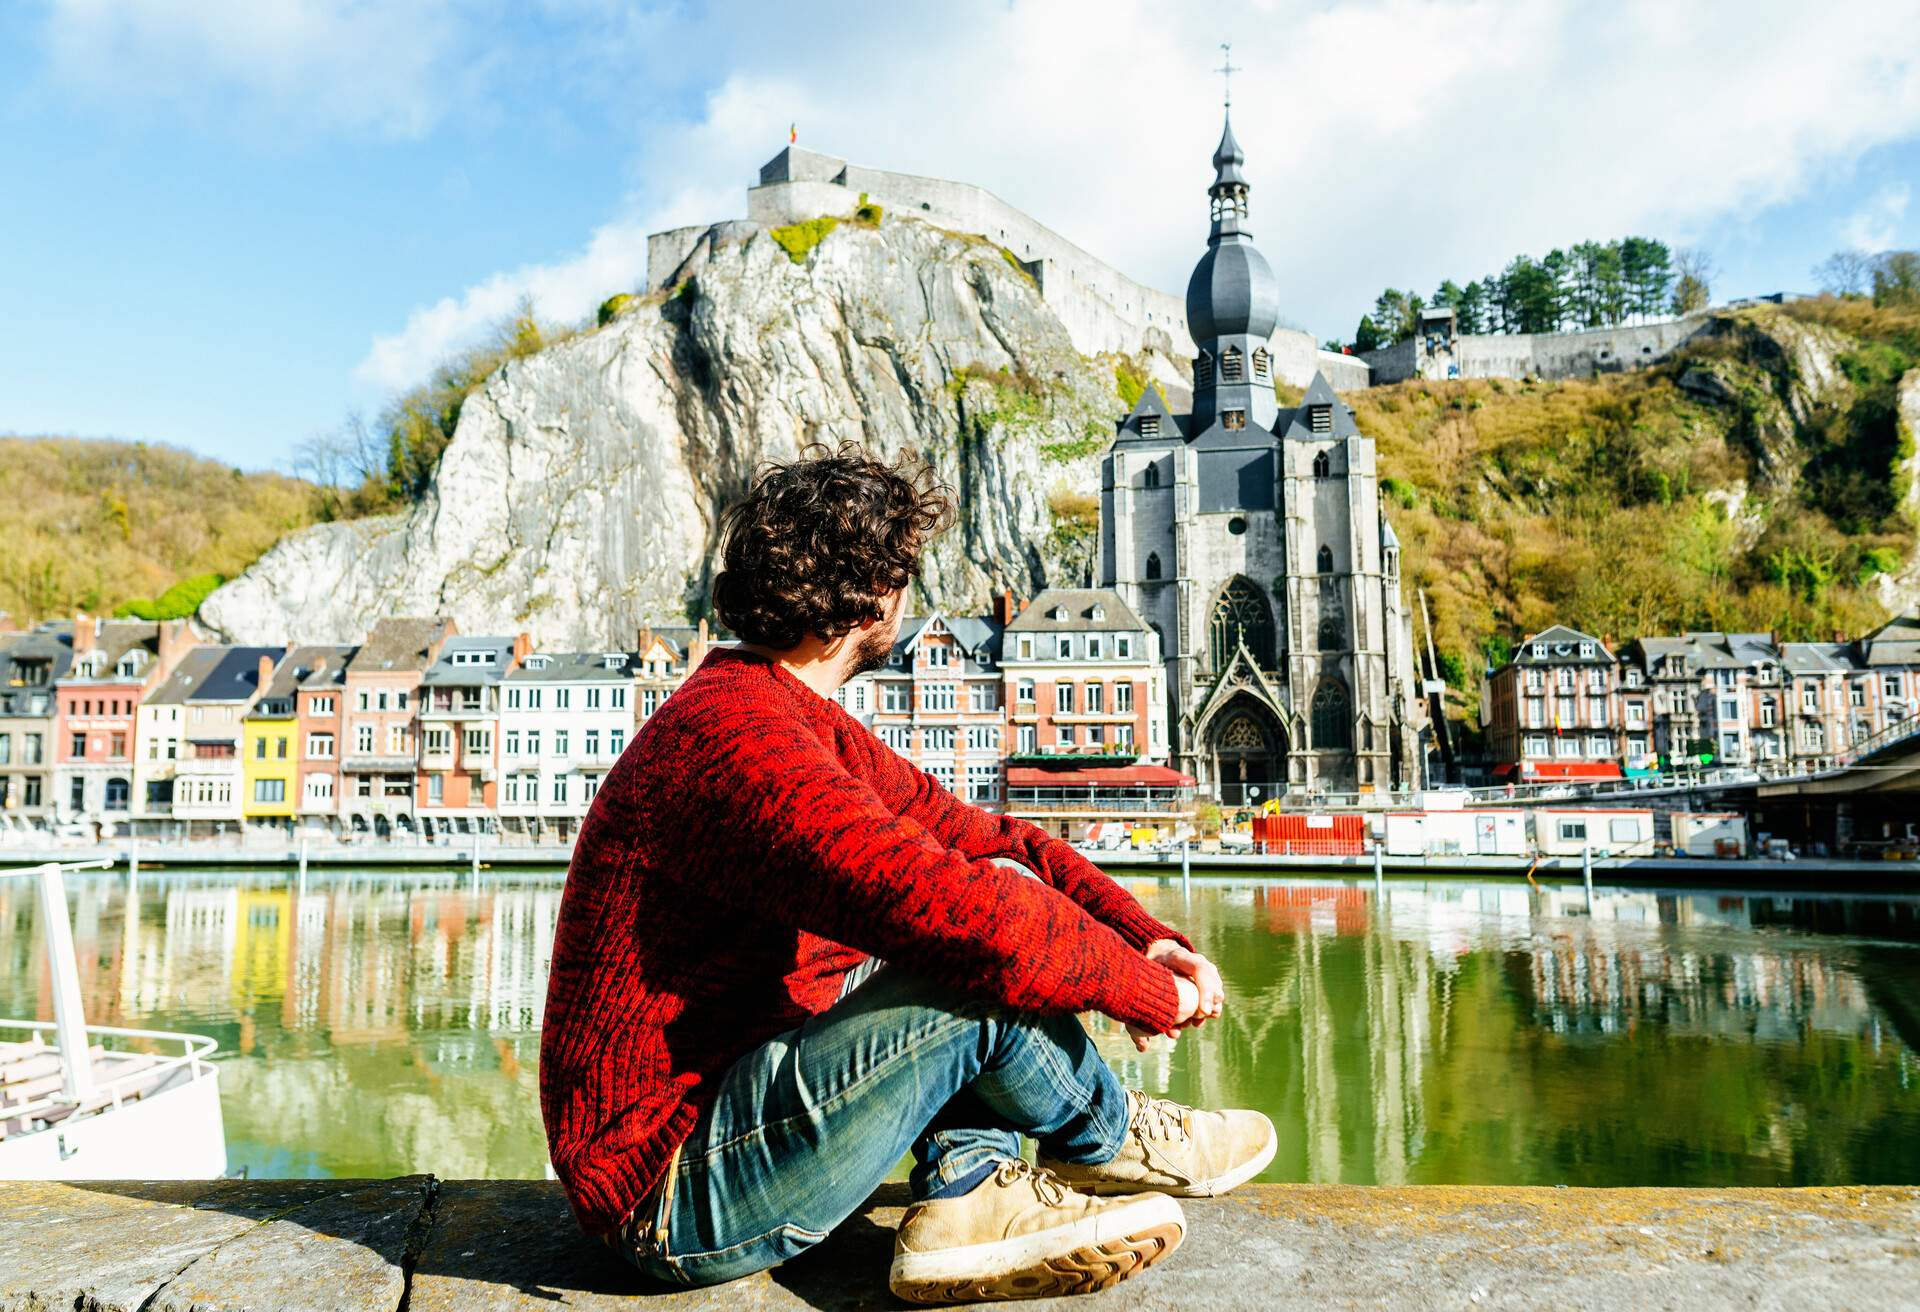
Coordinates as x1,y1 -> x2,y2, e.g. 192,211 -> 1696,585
616,961 -> 1132,1287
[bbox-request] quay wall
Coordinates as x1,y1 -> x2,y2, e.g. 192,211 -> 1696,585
7,1176 -> 1916,1311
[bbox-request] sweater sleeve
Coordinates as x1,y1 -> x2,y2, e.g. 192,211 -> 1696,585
665,702 -> 1183,1034
863,731 -> 1191,953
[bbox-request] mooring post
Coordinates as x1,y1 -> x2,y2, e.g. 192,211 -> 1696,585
471,835 -> 481,882
1374,839 -> 1384,901
1583,843 -> 1595,911
1180,839 -> 1191,897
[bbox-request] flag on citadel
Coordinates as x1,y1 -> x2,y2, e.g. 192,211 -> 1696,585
789,123 -> 796,144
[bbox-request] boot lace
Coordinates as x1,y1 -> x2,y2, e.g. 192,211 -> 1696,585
992,1158 -> 1069,1206
1129,1091 -> 1194,1143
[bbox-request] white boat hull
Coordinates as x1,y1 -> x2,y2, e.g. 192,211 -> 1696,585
0,1068 -> 227,1180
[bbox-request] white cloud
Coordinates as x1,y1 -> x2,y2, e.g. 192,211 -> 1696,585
1841,183 -> 1912,253
40,0 -> 473,138
356,0 -> 1920,388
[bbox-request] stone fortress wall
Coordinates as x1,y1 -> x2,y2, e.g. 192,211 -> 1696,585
645,146 -> 1371,391
1360,312 -> 1716,385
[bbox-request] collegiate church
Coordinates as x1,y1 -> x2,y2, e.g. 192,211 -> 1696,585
1099,112 -> 1423,802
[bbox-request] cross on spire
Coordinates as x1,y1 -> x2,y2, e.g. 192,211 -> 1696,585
1216,42 -> 1240,108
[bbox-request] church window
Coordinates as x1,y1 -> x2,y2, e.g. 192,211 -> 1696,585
1310,404 -> 1332,434
1317,545 -> 1333,573
1208,577 -> 1276,671
1311,451 -> 1331,478
1143,461 -> 1161,488
1138,414 -> 1160,438
1196,351 -> 1213,387
1145,551 -> 1163,580
1222,410 -> 1246,430
1227,516 -> 1247,536
1317,615 -> 1344,651
1311,680 -> 1353,751
1221,346 -> 1244,382
1385,547 -> 1399,577
1252,348 -> 1271,382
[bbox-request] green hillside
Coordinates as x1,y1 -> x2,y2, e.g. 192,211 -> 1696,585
0,437 -> 328,624
1341,299 -> 1918,727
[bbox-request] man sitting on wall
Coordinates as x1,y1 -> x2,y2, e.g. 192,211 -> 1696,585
540,443 -> 1275,1303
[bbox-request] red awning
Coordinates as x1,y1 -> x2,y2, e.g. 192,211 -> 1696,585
1521,761 -> 1624,781
1006,764 -> 1197,787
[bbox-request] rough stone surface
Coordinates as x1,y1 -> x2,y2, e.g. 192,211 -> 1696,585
4,1179 -> 1917,1311
146,1175 -> 431,1312
201,217 -> 1164,648
1879,367 -> 1920,614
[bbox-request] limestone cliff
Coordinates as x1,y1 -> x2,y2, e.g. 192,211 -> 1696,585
202,217 -> 1178,647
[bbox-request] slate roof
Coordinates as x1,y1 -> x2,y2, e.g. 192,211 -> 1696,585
423,636 -> 520,687
1511,625 -> 1612,665
0,627 -> 73,717
1277,374 -> 1361,442
1780,642 -> 1856,675
1112,384 -> 1184,446
1861,616 -> 1920,667
299,647 -> 357,691
63,620 -> 160,680
508,651 -> 637,683
349,617 -> 453,674
144,647 -> 228,706
249,645 -> 355,716
1005,589 -> 1145,634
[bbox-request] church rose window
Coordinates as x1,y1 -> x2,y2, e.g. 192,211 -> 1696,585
1208,577 -> 1276,670
1311,679 -> 1352,750
1311,450 -> 1331,478
1228,516 -> 1247,535
1220,715 -> 1266,750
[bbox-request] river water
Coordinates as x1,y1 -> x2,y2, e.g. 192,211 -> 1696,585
4,868 -> 1920,1185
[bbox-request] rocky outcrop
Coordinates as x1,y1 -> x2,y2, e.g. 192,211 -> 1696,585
202,217 -> 1168,646
1877,367 -> 1920,613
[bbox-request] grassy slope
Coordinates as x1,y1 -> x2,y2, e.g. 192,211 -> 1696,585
0,436 -> 325,624
1326,301 -> 1917,728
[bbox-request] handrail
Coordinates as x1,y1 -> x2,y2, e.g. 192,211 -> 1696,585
0,1019 -> 217,1126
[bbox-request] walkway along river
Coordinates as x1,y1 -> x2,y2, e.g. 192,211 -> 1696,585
4,865 -> 1919,1186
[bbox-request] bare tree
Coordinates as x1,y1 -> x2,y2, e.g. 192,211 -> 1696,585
1671,248 -> 1716,314
1813,249 -> 1876,297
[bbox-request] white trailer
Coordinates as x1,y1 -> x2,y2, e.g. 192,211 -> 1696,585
1533,808 -> 1656,857
1670,812 -> 1749,858
1385,810 -> 1528,857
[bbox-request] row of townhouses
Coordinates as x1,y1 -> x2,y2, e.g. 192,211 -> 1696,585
0,587 -> 1199,842
1484,619 -> 1920,783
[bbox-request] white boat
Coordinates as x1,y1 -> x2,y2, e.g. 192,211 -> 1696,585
0,860 -> 227,1180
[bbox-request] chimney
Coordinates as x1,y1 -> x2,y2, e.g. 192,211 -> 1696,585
513,631 -> 533,666
636,626 -> 653,657
156,619 -> 193,679
73,613 -> 97,657
257,653 -> 276,695
992,588 -> 1019,627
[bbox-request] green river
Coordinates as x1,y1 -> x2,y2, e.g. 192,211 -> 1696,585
5,868 -> 1920,1185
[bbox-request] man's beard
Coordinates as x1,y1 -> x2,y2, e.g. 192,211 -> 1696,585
848,615 -> 897,677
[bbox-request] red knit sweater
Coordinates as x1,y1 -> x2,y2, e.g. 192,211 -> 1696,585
539,646 -> 1188,1236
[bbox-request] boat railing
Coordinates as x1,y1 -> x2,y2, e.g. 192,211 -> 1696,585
0,1021 -> 217,1127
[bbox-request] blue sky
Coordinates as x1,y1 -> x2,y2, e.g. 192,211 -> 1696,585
2,0 -> 1918,471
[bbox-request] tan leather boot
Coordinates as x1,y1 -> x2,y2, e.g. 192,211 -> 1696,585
889,1158 -> 1184,1303
1039,1089 -> 1277,1198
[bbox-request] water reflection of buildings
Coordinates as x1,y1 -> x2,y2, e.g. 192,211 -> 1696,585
1109,880 -> 1918,1186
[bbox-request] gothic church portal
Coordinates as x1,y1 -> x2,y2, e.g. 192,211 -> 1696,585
1099,112 -> 1422,803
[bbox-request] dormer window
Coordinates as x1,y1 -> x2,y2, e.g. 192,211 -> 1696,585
1195,351 -> 1213,387
1222,410 -> 1246,430
1090,605 -> 1105,621
1530,643 -> 1546,659
1138,414 -> 1160,439
1310,404 -> 1332,434
1220,346 -> 1244,382
1252,348 -> 1271,382
601,654 -> 624,669
1050,606 -> 1067,620
1311,451 -> 1331,478
525,655 -> 552,670
1579,642 -> 1594,658
116,656 -> 140,677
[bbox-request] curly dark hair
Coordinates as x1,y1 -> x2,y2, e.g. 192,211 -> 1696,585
712,443 -> 956,648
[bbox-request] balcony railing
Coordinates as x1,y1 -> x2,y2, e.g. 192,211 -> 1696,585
341,755 -> 417,773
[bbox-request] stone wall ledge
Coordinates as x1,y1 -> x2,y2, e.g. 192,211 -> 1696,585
3,1177 -> 1916,1311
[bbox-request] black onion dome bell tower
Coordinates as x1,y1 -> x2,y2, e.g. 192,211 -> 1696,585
1184,110 -> 1281,433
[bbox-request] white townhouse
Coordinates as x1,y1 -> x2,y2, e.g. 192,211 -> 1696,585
498,651 -> 636,839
